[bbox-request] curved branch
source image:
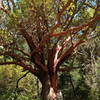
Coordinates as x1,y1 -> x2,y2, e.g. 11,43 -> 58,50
0,61 -> 18,65
16,71 -> 29,88
0,51 -> 30,61
0,61 -> 38,74
14,48 -> 31,57
57,40 -> 84,67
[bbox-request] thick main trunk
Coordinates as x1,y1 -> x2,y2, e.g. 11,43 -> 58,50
41,78 -> 50,100
41,83 -> 57,100
39,72 -> 58,100
49,72 -> 57,100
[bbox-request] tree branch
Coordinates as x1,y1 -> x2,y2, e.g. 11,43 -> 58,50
57,40 -> 84,67
0,7 -> 9,14
40,0 -> 73,46
0,51 -> 30,61
7,0 -> 11,10
50,16 -> 100,37
58,66 -> 80,72
50,0 -> 73,33
16,71 -> 29,88
84,3 -> 95,9
18,24 -> 36,51
0,61 -> 38,74
64,0 -> 86,29
14,48 -> 31,57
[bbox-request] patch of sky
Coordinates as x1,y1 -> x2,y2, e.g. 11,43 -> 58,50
77,30 -> 84,35
87,0 -> 96,6
91,1 -> 96,6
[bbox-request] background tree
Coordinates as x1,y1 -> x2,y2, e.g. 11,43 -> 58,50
0,0 -> 99,100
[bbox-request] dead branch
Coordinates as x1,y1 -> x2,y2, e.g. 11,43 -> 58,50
16,71 -> 29,88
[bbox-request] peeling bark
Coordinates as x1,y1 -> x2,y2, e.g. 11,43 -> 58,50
41,80 -> 58,100
37,71 -> 58,100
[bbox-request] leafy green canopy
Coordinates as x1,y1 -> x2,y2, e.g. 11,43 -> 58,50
0,0 -> 99,78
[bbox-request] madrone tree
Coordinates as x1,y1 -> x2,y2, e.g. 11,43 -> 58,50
0,0 -> 100,100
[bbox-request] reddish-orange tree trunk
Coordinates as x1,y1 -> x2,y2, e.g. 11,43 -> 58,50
37,71 -> 58,100
48,72 -> 57,100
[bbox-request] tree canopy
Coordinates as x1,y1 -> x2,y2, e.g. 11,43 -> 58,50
0,0 -> 100,100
